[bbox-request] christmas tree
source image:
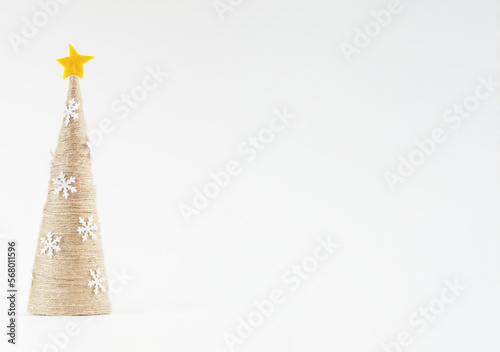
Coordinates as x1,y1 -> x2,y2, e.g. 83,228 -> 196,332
28,45 -> 111,315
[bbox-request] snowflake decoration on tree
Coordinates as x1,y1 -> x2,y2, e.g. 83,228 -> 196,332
48,149 -> 55,167
63,98 -> 80,125
40,232 -> 61,259
88,269 -> 107,295
52,171 -> 77,199
78,216 -> 98,242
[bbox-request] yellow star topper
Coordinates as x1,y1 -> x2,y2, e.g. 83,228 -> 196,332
57,44 -> 94,79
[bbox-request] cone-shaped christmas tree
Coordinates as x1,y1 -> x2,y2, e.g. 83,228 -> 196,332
28,45 -> 111,316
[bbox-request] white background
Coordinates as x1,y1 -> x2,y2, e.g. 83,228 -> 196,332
0,0 -> 499,351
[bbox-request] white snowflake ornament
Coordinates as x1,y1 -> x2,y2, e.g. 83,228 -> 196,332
52,171 -> 77,199
48,149 -> 55,168
40,232 -> 61,259
88,269 -> 107,295
78,216 -> 98,242
63,98 -> 80,125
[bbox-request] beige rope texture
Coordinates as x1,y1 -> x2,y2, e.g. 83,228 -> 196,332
28,75 -> 111,316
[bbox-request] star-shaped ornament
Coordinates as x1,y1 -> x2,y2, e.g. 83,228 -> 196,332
57,44 -> 94,79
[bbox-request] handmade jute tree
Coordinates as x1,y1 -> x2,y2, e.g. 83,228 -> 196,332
28,45 -> 111,316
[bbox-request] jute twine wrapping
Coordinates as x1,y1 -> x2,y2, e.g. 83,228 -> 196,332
28,75 -> 111,316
